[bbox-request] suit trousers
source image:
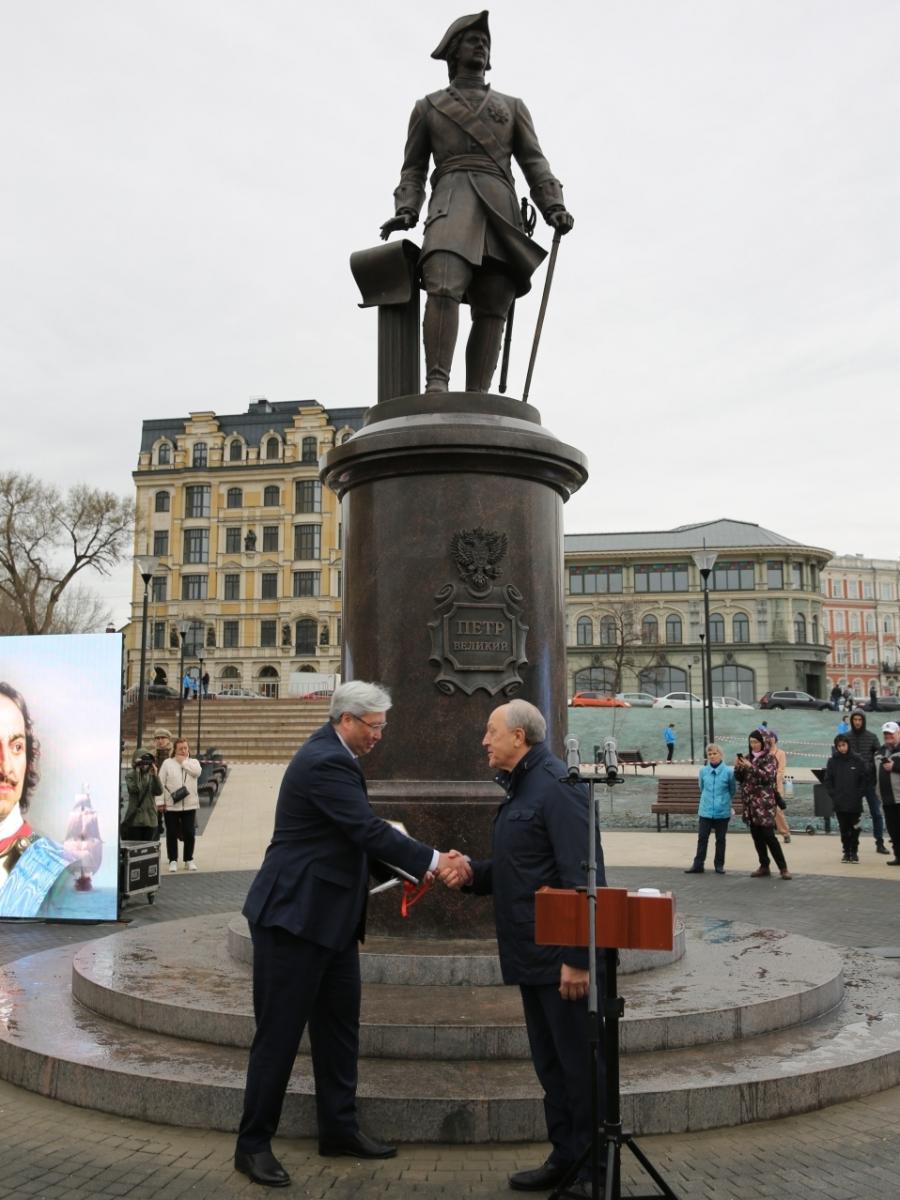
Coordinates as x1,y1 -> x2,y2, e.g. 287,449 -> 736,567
519,980 -> 604,1175
237,922 -> 362,1153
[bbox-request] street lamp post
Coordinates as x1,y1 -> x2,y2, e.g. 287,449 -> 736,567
687,664 -> 695,764
692,548 -> 719,746
177,619 -> 190,738
134,555 -> 159,750
698,633 -> 708,749
196,653 -> 205,751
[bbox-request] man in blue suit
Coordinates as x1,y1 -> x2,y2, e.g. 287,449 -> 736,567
445,699 -> 604,1196
235,680 -> 468,1188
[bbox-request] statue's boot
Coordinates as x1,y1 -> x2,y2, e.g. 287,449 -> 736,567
465,315 -> 506,393
422,295 -> 459,393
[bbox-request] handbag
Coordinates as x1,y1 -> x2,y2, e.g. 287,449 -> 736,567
170,785 -> 189,803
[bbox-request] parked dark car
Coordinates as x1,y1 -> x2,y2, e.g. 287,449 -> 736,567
866,696 -> 900,713
758,690 -> 831,711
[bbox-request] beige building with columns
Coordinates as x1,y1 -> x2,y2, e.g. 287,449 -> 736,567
564,519 -> 832,704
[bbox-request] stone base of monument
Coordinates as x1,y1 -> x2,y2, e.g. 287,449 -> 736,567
1,913 -> 899,1140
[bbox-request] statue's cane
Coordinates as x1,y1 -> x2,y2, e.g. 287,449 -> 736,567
498,198 -> 537,394
521,227 -> 563,405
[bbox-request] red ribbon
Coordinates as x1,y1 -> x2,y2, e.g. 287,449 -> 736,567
400,876 -> 434,917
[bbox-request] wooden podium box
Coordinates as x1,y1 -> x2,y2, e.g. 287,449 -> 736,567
534,887 -> 675,951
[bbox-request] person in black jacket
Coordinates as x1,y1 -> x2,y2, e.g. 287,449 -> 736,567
847,710 -> 889,854
875,721 -> 900,865
824,735 -> 866,862
234,681 -> 468,1189
446,699 -> 602,1197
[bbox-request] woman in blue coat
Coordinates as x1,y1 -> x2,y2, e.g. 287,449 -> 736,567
684,744 -> 737,874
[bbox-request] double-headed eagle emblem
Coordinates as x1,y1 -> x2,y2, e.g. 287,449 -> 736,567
451,527 -> 508,592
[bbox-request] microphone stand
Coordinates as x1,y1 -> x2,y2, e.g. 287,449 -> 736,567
551,748 -> 681,1200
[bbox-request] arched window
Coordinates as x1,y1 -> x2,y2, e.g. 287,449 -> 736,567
639,666 -> 687,696
226,487 -> 243,509
708,614 -> 725,643
710,664 -> 756,705
794,612 -> 807,642
157,442 -> 171,465
301,436 -> 318,463
263,485 -> 280,507
259,664 -> 280,698
641,615 -> 658,644
229,440 -> 243,462
154,490 -> 170,513
576,616 -> 593,646
732,613 -> 750,643
192,442 -> 208,468
665,615 -> 682,644
573,667 -> 616,693
599,616 -> 617,645
295,618 -> 317,655
220,665 -> 240,680
265,436 -> 280,460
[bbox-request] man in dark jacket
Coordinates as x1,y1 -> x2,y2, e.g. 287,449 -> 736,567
380,12 -> 573,393
235,681 -> 467,1188
847,710 -> 889,854
824,735 -> 866,862
875,721 -> 900,865
448,699 -> 602,1196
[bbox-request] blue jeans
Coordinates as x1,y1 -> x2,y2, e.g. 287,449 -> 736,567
864,784 -> 885,841
692,817 -> 729,871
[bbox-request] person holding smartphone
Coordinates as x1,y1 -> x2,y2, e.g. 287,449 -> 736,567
734,730 -> 792,879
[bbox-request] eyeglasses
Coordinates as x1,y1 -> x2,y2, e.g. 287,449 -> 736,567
351,714 -> 388,732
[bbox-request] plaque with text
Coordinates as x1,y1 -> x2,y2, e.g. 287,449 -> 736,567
428,528 -> 528,696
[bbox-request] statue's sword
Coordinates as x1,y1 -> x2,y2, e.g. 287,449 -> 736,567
498,197 -> 536,394
521,227 -> 562,405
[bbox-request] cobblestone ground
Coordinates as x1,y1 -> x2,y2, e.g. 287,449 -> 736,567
0,868 -> 898,1199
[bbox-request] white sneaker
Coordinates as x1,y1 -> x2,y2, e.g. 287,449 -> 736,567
169,861 -> 178,873
186,861 -> 198,872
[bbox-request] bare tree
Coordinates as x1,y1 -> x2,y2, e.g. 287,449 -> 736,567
585,600 -> 654,693
0,473 -> 133,635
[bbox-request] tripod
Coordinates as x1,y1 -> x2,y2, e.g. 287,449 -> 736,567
548,772 -> 682,1200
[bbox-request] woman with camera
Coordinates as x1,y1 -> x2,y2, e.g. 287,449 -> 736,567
122,746 -> 163,842
158,737 -> 201,872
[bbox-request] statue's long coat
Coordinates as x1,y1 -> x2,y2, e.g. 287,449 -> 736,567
392,85 -> 566,297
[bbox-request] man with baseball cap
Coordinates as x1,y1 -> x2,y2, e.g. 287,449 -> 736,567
874,721 -> 900,864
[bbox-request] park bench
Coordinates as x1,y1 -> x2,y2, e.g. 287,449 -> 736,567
616,749 -> 658,776
651,778 -> 701,830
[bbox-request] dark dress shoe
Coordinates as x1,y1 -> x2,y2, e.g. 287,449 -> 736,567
509,1157 -> 572,1191
234,1148 -> 290,1187
683,866 -> 704,874
318,1130 -> 397,1158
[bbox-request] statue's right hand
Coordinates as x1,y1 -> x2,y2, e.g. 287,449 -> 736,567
379,213 -> 416,241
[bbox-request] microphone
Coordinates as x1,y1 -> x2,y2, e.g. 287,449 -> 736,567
603,737 -> 619,782
565,737 -> 581,780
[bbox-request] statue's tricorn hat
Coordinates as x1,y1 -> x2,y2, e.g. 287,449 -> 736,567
431,11 -> 491,62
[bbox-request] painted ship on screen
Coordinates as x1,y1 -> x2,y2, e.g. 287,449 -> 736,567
63,790 -> 103,891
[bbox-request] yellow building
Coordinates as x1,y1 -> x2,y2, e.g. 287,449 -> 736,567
125,398 -> 365,697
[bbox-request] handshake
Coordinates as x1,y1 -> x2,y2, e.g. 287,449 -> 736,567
433,849 -> 473,889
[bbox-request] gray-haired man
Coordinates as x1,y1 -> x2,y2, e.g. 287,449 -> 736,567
236,681 -> 470,1188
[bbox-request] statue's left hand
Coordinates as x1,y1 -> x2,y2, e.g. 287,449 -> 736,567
547,209 -> 574,235
379,213 -> 417,241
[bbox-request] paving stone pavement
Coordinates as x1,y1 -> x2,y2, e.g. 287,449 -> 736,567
1,866 -> 899,1198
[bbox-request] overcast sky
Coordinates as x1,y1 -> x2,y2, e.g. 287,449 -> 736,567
3,1 -> 899,625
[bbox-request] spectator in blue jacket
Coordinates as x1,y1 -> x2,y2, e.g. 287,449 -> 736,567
663,723 -> 677,762
684,744 -> 737,874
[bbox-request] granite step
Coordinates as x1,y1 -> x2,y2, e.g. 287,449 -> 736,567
0,940 -> 898,1139
69,915 -> 843,1057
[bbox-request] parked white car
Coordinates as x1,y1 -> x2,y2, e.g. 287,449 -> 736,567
713,695 -> 755,710
614,692 -> 656,707
651,692 -> 704,709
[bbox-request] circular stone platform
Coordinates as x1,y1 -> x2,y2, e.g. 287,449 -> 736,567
0,913 -> 897,1141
